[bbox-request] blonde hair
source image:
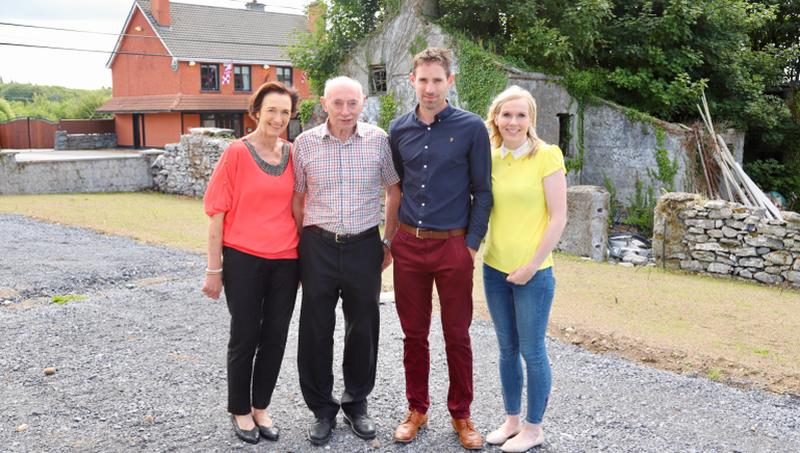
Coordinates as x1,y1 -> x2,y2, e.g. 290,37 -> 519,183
485,85 -> 544,157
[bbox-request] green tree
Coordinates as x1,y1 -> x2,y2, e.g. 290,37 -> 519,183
289,1 -> 390,95
0,98 -> 13,122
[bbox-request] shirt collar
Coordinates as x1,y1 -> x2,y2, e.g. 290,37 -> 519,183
412,101 -> 455,124
500,141 -> 531,160
320,120 -> 364,140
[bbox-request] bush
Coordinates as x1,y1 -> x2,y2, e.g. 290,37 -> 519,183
744,159 -> 800,211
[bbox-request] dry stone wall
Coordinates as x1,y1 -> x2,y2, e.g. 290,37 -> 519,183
151,130 -> 232,196
653,192 -> 800,287
54,131 -> 117,150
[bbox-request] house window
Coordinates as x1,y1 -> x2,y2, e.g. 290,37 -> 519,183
234,65 -> 251,92
276,66 -> 293,87
201,64 -> 219,91
557,113 -> 572,155
200,113 -> 243,137
369,65 -> 387,95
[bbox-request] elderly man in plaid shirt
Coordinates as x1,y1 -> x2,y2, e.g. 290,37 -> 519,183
291,76 -> 401,446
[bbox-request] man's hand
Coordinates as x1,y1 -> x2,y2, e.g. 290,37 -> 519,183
467,247 -> 477,262
506,264 -> 536,285
382,247 -> 393,271
202,274 -> 223,299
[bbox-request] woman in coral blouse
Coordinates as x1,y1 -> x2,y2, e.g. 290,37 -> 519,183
482,86 -> 568,452
202,81 -> 300,444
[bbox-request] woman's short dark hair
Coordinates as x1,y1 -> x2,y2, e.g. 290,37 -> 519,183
248,81 -> 299,120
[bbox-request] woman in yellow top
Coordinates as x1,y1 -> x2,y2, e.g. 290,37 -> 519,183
482,85 -> 567,452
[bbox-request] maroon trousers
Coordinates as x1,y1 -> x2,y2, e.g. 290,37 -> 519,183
391,229 -> 474,419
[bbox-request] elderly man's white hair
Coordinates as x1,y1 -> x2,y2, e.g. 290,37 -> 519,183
323,76 -> 364,97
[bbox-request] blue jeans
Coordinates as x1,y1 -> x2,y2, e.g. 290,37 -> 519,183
483,264 -> 555,424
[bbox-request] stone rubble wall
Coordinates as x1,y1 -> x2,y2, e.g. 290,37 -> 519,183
54,131 -> 117,150
653,192 -> 800,287
151,130 -> 232,197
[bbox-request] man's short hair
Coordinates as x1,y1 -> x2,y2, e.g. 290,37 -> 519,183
323,76 -> 364,97
412,48 -> 453,77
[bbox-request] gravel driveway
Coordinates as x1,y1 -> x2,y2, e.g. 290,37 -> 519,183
1,214 -> 799,452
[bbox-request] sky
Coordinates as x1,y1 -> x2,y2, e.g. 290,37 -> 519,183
0,0 -> 313,90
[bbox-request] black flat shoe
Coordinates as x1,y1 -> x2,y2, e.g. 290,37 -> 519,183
257,423 -> 279,441
343,412 -> 376,440
230,415 -> 259,444
308,417 -> 336,446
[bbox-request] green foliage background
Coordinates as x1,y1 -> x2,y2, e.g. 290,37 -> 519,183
0,83 -> 111,122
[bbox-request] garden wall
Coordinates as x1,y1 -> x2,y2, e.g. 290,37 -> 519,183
653,192 -> 800,287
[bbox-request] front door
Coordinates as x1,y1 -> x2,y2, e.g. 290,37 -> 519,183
132,114 -> 144,149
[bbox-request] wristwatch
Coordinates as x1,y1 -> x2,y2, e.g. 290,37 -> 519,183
381,237 -> 391,249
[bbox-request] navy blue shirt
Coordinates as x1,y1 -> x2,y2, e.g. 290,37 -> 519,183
389,102 -> 492,250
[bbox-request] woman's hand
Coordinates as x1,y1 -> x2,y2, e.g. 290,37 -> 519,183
202,273 -> 223,299
506,264 -> 536,285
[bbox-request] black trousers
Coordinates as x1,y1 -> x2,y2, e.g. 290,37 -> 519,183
222,246 -> 299,415
297,226 -> 383,419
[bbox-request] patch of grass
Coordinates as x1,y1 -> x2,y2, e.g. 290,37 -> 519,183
51,294 -> 86,305
707,368 -> 723,381
753,348 -> 770,357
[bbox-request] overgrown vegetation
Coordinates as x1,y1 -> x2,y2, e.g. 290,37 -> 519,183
743,159 -> 800,210
378,93 -> 397,131
603,174 -> 624,227
452,35 -> 508,116
624,177 -> 657,236
0,82 -> 111,121
288,1 -> 395,96
297,98 -> 319,127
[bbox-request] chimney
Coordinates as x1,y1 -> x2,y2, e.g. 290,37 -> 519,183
245,1 -> 265,12
307,1 -> 324,33
152,0 -> 171,26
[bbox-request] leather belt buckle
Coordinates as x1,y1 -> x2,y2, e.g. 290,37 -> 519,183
415,227 -> 422,239
335,232 -> 345,243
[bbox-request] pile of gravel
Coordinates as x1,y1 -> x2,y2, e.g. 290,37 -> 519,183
1,214 -> 798,452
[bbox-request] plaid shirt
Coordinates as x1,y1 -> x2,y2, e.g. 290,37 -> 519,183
294,121 -> 400,234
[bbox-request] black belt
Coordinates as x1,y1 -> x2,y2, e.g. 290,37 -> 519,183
305,225 -> 378,244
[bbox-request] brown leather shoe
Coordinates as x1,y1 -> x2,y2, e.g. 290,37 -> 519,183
452,417 -> 484,450
393,409 -> 428,443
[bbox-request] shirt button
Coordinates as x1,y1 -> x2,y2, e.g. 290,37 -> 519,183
418,220 -> 422,224
427,127 -> 431,131
424,145 -> 428,149
421,184 -> 425,188
422,203 -> 426,207
423,164 -> 427,169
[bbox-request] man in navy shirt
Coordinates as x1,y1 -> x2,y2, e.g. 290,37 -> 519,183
387,48 -> 492,450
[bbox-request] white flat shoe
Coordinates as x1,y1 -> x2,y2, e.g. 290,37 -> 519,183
486,424 -> 522,445
500,429 -> 544,452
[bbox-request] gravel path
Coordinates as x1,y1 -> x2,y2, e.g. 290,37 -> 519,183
1,214 -> 799,452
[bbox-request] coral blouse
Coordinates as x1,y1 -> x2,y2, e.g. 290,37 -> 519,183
203,140 -> 298,259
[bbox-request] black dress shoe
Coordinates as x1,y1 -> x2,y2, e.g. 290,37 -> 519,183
230,415 -> 259,444
308,417 -> 336,446
257,423 -> 279,441
343,412 -> 376,440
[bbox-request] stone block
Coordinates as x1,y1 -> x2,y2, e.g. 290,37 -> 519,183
754,272 -> 782,284
707,263 -> 732,274
707,229 -> 723,238
704,200 -> 727,210
757,224 -> 787,237
739,257 -> 764,268
783,271 -> 800,284
680,260 -> 704,272
743,235 -> 784,249
707,208 -> 733,219
693,243 -> 723,252
691,251 -> 717,262
557,185 -> 609,262
721,226 -> 739,238
732,247 -> 757,257
764,250 -> 793,266
739,269 -> 753,279
685,219 -> 717,229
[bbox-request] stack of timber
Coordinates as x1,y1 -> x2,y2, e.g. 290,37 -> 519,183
695,92 -> 782,220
